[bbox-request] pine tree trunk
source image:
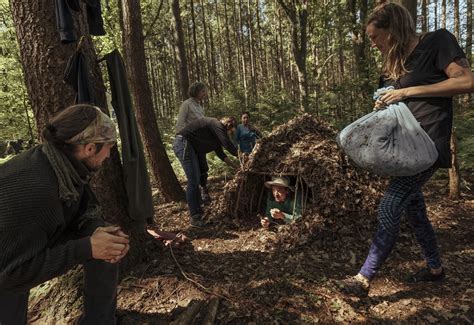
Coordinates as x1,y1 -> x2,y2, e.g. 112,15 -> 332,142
10,0 -> 129,229
190,0 -> 201,81
454,0 -> 460,38
421,0 -> 428,33
449,128 -> 461,199
172,0 -> 190,100
394,0 -> 417,21
223,0 -> 235,78
441,0 -> 447,28
120,0 -> 185,203
277,0 -> 309,112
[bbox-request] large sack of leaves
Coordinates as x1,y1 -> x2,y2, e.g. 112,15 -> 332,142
337,93 -> 438,177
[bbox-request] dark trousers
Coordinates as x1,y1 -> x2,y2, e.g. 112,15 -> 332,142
197,152 -> 209,189
360,167 -> 440,280
173,135 -> 203,217
0,259 -> 118,325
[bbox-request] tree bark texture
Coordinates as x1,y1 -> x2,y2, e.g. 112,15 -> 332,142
449,128 -> 461,199
172,0 -> 190,100
9,0 -> 129,228
393,0 -> 417,22
120,0 -> 185,203
277,0 -> 309,112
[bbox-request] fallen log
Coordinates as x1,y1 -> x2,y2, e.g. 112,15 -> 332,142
170,300 -> 204,325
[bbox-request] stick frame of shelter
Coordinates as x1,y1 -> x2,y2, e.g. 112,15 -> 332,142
233,177 -> 244,217
257,180 -> 265,214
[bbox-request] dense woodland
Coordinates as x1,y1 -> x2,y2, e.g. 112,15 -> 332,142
1,0 -> 473,323
1,0 -> 472,164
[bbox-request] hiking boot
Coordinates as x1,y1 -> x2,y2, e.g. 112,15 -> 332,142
340,274 -> 370,297
407,267 -> 445,283
201,187 -> 211,203
190,214 -> 206,227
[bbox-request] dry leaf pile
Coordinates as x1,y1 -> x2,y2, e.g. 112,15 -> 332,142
212,114 -> 386,248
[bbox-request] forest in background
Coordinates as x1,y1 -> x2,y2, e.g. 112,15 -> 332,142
0,0 -> 473,174
0,1 -> 473,322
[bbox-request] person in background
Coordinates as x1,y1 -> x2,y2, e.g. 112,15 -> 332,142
235,111 -> 262,155
0,104 -> 129,324
261,176 -> 302,229
173,116 -> 238,227
175,82 -> 212,202
341,2 -> 474,297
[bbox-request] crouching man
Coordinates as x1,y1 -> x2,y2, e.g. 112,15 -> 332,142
0,104 -> 129,325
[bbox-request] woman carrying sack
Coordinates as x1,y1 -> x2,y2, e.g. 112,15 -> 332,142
341,2 -> 474,297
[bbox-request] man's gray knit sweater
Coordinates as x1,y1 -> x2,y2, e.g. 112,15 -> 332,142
0,146 -> 104,292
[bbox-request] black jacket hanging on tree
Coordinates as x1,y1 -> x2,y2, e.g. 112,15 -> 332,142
63,50 -> 96,105
54,0 -> 106,43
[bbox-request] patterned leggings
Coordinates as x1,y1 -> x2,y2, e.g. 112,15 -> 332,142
360,167 -> 441,280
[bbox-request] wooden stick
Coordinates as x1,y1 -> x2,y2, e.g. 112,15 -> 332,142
257,180 -> 265,214
233,178 -> 244,217
170,300 -> 204,325
202,298 -> 220,325
169,246 -> 233,303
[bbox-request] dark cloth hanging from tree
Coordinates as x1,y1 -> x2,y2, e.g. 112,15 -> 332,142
63,50 -> 96,104
54,0 -> 106,43
104,49 -> 154,229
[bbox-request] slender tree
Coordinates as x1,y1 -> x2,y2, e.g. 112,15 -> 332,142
119,0 -> 185,203
393,0 -> 417,22
276,0 -> 309,111
172,0 -> 190,100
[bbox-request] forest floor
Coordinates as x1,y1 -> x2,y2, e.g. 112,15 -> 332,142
29,175 -> 473,324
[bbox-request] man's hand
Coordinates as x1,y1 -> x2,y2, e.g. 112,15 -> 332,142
261,217 -> 270,229
91,226 -> 130,263
270,208 -> 284,220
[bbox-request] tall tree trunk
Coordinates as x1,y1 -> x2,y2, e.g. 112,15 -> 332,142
172,0 -> 190,100
119,0 -> 185,203
10,0 -> 129,229
277,0 -> 309,112
223,0 -> 235,78
441,0 -> 447,28
247,0 -> 258,100
394,0 -> 417,22
421,0 -> 428,33
453,0 -> 460,38
449,128 -> 461,199
467,0 -> 473,66
200,0 -> 213,94
348,0 -> 369,92
190,0 -> 201,81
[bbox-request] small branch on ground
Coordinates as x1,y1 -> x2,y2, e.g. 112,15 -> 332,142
170,299 -> 204,325
169,245 -> 234,303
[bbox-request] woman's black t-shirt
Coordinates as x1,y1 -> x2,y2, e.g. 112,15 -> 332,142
379,29 -> 466,168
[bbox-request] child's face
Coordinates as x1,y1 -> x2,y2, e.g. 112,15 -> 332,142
272,185 -> 289,202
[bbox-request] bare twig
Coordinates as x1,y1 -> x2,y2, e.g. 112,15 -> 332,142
169,246 -> 233,303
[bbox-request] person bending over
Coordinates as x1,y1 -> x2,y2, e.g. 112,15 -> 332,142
173,116 -> 238,227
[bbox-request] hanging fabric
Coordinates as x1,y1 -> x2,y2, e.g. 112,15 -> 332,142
63,47 -> 96,104
54,0 -> 106,43
104,49 -> 154,229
